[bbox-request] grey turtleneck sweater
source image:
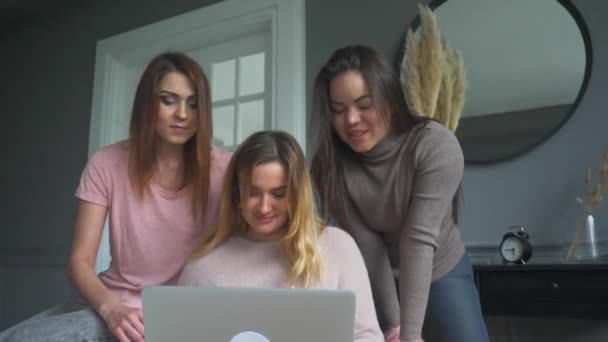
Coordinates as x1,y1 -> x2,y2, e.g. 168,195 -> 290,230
340,121 -> 465,340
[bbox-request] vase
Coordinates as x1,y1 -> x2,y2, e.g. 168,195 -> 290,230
566,213 -> 598,260
565,206 -> 608,261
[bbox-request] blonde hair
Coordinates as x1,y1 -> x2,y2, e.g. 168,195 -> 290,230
192,131 -> 325,288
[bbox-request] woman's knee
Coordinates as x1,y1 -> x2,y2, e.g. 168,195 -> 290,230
2,308 -> 113,342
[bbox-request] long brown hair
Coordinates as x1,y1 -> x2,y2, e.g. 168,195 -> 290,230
192,131 -> 325,288
310,45 -> 461,228
128,51 -> 213,220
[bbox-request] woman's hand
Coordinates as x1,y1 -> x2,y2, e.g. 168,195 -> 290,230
385,327 -> 425,342
384,327 -> 400,342
98,301 -> 145,342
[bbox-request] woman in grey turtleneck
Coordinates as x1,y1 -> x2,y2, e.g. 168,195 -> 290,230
310,45 -> 489,342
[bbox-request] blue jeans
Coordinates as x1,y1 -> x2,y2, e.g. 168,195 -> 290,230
0,298 -> 116,342
421,254 -> 490,342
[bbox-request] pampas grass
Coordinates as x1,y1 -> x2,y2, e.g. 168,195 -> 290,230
402,28 -> 424,118
416,3 -> 443,118
447,48 -> 466,131
434,42 -> 453,126
401,4 -> 466,132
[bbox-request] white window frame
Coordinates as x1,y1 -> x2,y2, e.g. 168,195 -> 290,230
199,32 -> 272,150
88,0 -> 305,272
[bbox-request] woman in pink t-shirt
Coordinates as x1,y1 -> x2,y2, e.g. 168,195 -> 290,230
0,52 -> 230,342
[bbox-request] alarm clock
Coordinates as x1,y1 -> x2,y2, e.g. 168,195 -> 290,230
499,225 -> 533,264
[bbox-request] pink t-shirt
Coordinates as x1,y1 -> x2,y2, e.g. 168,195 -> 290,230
75,140 -> 231,308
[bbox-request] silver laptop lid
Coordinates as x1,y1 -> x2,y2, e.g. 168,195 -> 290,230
143,286 -> 356,342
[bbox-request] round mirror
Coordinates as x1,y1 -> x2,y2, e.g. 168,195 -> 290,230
408,0 -> 592,163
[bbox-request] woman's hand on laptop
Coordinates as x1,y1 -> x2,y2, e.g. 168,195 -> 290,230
99,301 -> 145,342
384,327 -> 424,342
384,327 -> 400,342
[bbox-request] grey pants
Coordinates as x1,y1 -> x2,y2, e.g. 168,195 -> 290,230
421,254 -> 490,342
0,298 -> 116,342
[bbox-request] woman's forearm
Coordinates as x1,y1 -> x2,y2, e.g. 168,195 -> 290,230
67,259 -> 119,312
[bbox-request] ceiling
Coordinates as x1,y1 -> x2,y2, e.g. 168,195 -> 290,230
0,0 -> 82,33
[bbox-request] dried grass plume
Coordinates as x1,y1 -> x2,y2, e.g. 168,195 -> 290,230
401,4 -> 466,132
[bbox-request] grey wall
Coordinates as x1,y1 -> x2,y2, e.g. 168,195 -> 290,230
1,0 -> 607,339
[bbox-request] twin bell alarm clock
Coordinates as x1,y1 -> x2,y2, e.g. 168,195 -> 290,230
499,225 -> 533,264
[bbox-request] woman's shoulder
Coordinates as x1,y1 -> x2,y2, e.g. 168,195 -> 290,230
211,146 -> 232,159
409,120 -> 462,162
413,120 -> 458,145
182,236 -> 233,271
87,140 -> 129,166
320,226 -> 359,252
322,225 -> 352,239
96,139 -> 128,151
211,147 -> 233,169
319,227 -> 367,276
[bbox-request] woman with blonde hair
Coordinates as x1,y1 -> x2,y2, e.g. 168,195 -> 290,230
0,52 -> 231,342
178,130 -> 382,342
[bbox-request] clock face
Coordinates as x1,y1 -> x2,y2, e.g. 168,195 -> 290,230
500,236 -> 525,262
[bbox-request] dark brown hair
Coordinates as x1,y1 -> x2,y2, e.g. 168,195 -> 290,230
310,45 -> 460,228
128,51 -> 213,220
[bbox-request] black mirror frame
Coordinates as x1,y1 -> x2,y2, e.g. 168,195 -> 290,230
403,0 -> 593,164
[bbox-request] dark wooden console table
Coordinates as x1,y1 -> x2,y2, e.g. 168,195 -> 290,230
473,263 -> 608,319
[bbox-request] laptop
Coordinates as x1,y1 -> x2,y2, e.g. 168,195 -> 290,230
142,286 -> 356,342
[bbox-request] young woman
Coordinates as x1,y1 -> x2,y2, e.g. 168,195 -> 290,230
310,45 -> 489,342
0,52 -> 231,342
178,130 -> 383,342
